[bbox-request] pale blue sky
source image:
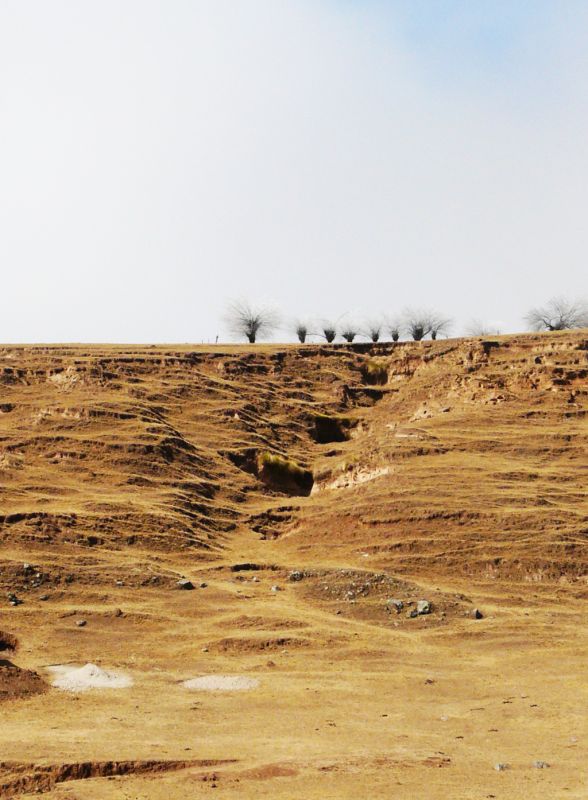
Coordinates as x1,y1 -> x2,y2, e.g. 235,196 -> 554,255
0,1 -> 586,342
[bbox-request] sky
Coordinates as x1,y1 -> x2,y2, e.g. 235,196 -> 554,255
0,0 -> 587,342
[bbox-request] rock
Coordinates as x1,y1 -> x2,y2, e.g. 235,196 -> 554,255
23,563 -> 32,573
39,594 -> 49,601
201,647 -> 209,652
177,579 -> 194,590
270,585 -> 281,592
289,571 -> 304,582
8,593 -> 22,606
76,619 -> 87,627
115,580 -> 124,586
199,582 -> 208,589
114,608 -> 123,617
386,599 -> 404,613
416,599 -> 431,615
494,763 -> 509,771
470,608 -> 484,619
532,760 -> 549,769
251,576 -> 260,583
407,609 -> 419,619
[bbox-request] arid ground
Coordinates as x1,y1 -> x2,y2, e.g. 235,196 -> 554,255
0,332 -> 586,799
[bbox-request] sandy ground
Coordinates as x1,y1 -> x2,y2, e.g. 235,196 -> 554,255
0,334 -> 586,798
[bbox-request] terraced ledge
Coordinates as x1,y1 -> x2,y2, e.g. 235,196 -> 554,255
0,758 -> 237,797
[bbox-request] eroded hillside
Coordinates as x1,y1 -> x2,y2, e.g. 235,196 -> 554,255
0,332 -> 586,800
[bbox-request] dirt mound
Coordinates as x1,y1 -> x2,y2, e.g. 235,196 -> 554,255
0,631 -> 18,652
227,615 -> 306,630
0,661 -> 47,702
206,636 -> 308,653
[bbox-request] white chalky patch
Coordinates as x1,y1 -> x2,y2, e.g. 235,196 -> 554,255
48,663 -> 133,692
182,675 -> 260,691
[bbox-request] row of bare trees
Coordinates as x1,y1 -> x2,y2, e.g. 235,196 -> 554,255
224,297 -> 588,344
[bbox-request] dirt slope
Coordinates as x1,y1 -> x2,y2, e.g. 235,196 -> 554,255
0,332 -> 586,799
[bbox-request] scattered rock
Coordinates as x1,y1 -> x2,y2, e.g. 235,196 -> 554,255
76,619 -> 87,627
407,609 -> 419,618
115,580 -> 124,587
7,593 -> 22,607
470,608 -> 484,619
289,571 -> 304,582
271,585 -> 281,592
177,579 -> 194,590
532,760 -> 550,769
199,582 -> 208,589
494,763 -> 509,772
39,594 -> 49,601
386,599 -> 404,614
416,599 -> 431,615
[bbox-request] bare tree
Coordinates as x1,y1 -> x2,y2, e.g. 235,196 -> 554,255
341,322 -> 359,343
466,319 -> 501,336
387,318 -> 401,342
293,321 -> 310,343
224,300 -> 280,343
319,321 -> 337,343
403,309 -> 433,341
363,319 -> 383,342
429,315 -> 453,340
525,297 -> 588,331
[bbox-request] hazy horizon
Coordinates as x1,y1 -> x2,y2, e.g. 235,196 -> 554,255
1,1 -> 587,342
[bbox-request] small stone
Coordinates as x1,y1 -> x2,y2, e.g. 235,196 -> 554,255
23,563 -> 32,573
76,619 -> 87,627
115,580 -> 124,586
114,608 -> 123,617
271,585 -> 281,592
199,582 -> 208,589
532,760 -> 549,769
416,600 -> 431,615
251,576 -> 260,583
201,647 -> 209,652
386,599 -> 404,613
470,608 -> 484,619
289,571 -> 304,582
8,593 -> 22,606
494,763 -> 509,772
177,579 -> 194,590
407,609 -> 419,619
39,594 -> 49,601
